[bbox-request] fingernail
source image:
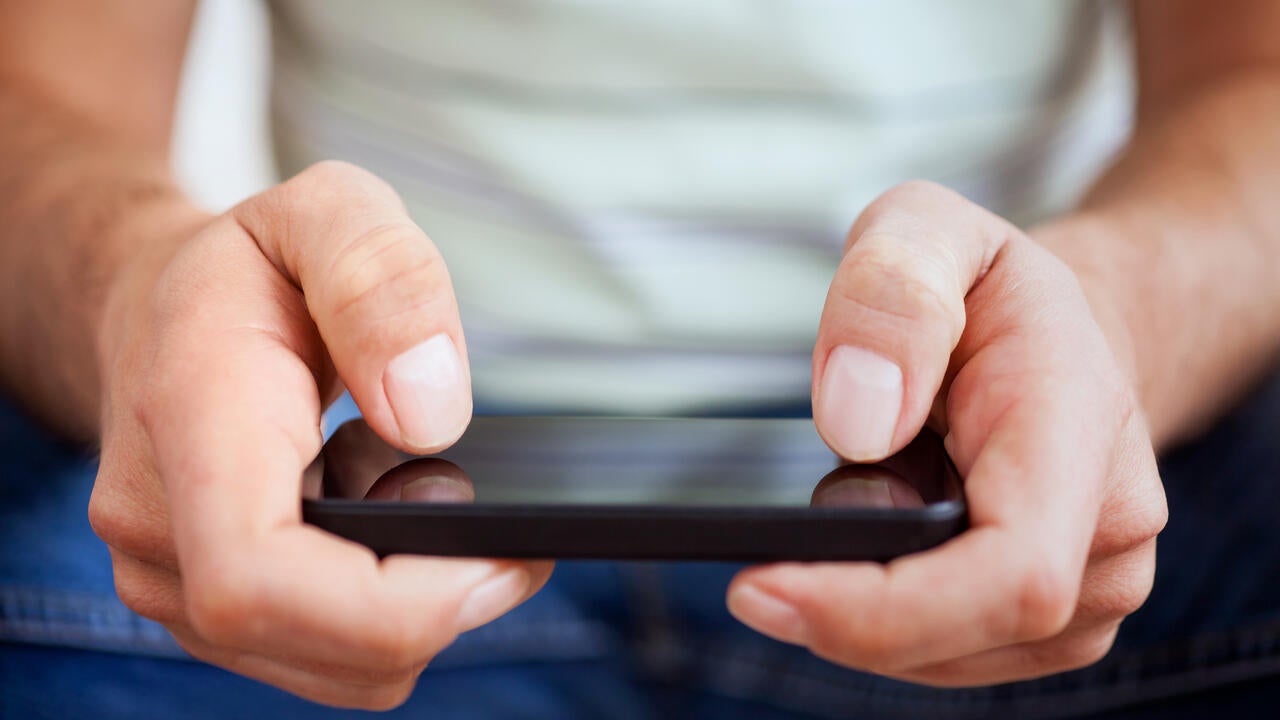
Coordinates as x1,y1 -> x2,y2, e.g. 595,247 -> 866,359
727,584 -> 810,645
383,333 -> 471,451
400,475 -> 473,503
816,345 -> 903,461
455,567 -> 530,632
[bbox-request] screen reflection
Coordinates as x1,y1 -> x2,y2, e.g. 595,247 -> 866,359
310,417 -> 961,511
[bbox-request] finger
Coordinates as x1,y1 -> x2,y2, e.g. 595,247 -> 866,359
170,628 -> 419,711
109,477 -> 536,652
109,549 -> 185,625
113,556 -> 474,706
733,267 -> 1122,671
893,541 -> 1156,686
90,428 -> 176,570
730,410 -> 1107,672
144,232 -> 551,671
1090,415 -> 1167,559
1074,541 -> 1158,626
234,160 -> 471,453
892,622 -> 1122,688
813,181 -> 1012,461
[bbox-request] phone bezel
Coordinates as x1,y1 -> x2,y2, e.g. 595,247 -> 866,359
303,416 -> 968,561
302,499 -> 967,561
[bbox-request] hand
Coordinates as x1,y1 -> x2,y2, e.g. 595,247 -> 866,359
88,161 -> 552,708
727,181 -> 1168,686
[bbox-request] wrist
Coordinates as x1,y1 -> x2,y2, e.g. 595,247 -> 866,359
0,147 -> 216,441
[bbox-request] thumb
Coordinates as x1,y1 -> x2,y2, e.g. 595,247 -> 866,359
813,181 -> 1012,461
234,161 -> 471,452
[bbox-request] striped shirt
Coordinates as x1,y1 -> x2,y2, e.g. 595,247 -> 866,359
266,0 -> 1134,413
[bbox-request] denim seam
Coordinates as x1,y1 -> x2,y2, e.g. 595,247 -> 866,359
1,585 -> 624,667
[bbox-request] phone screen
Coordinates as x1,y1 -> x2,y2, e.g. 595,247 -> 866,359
312,417 -> 962,512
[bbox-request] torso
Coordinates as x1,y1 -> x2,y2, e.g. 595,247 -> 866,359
267,0 -> 1134,412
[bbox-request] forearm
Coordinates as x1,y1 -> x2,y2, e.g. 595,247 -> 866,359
1034,73 -> 1280,450
0,83 -> 207,441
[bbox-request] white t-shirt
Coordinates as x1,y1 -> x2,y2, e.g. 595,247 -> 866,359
266,0 -> 1134,413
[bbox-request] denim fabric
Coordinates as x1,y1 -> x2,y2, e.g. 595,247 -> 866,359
3,373 -> 1280,719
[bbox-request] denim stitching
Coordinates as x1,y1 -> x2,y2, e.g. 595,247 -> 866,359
0,584 -> 623,668
0,586 -> 178,654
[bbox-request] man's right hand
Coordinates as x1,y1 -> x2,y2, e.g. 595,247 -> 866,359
88,161 -> 551,709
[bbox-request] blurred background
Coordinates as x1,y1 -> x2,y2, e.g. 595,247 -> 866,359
173,0 -> 275,210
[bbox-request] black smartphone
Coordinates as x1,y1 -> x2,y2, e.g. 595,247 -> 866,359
302,416 -> 966,562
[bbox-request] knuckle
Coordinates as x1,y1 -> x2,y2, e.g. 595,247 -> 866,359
112,577 -> 151,617
113,571 -> 180,625
1103,494 -> 1168,557
1140,496 -> 1170,544
851,181 -> 971,243
1012,560 -> 1078,641
1114,552 -> 1157,618
835,239 -> 965,335
1112,582 -> 1154,620
88,480 -> 168,561
324,224 -> 450,326
295,160 -> 388,196
1129,464 -> 1170,540
1126,456 -> 1172,540
1080,568 -> 1149,623
1096,438 -> 1168,557
90,444 -> 180,566
86,481 -> 126,546
871,179 -> 953,210
264,161 -> 402,240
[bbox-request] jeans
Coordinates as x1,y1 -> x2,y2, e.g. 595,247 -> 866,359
3,375 -> 1280,719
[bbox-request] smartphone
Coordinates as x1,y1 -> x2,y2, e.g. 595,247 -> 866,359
302,416 -> 966,562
